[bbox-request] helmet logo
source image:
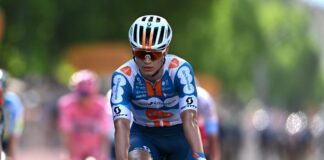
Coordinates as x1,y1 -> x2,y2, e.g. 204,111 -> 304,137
147,22 -> 151,27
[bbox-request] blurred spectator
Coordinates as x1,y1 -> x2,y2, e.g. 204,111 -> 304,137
284,111 -> 312,160
57,69 -> 113,160
0,68 -> 24,160
197,86 -> 221,160
217,99 -> 243,160
309,105 -> 324,160
254,107 -> 287,160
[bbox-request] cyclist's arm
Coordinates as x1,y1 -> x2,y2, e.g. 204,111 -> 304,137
114,118 -> 130,160
181,110 -> 204,155
175,63 -> 205,158
110,72 -> 133,160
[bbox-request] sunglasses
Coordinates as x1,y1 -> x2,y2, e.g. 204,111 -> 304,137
133,50 -> 164,61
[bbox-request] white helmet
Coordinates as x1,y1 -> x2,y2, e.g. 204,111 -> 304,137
128,15 -> 172,51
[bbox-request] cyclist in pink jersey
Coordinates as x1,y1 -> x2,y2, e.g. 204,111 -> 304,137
58,69 -> 113,160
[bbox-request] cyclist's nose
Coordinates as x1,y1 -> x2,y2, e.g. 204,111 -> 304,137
144,54 -> 152,64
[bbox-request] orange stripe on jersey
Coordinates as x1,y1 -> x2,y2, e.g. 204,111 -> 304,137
148,30 -> 154,49
120,66 -> 132,76
153,121 -> 160,127
168,58 -> 179,69
152,121 -> 171,127
142,29 -> 146,49
145,81 -> 154,96
162,121 -> 171,126
155,79 -> 163,96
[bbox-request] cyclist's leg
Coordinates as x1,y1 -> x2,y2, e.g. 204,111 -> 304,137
160,130 -> 193,160
166,142 -> 192,160
129,149 -> 152,160
129,132 -> 159,160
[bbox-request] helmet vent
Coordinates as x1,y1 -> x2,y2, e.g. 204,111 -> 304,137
148,16 -> 154,22
139,26 -> 144,45
167,27 -> 171,37
133,24 -> 138,42
152,27 -> 158,45
156,17 -> 161,22
158,26 -> 165,44
142,17 -> 147,21
145,27 -> 152,44
158,44 -> 166,50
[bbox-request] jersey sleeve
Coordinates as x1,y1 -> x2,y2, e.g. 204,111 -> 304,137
110,72 -> 133,121
174,62 -> 198,113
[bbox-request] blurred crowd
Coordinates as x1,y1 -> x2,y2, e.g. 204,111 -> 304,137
1,69 -> 324,160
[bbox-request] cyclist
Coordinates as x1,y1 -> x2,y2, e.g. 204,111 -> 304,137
57,69 -> 113,160
0,68 -> 24,160
197,86 -> 221,160
110,15 -> 205,160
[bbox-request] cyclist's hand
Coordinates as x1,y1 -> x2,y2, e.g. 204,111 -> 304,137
193,152 -> 206,160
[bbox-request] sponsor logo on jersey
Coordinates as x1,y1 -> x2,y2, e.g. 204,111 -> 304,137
113,114 -> 128,118
180,96 -> 197,110
186,97 -> 193,104
178,66 -> 195,94
145,109 -> 174,120
168,58 -> 179,69
163,96 -> 179,107
113,106 -> 128,118
112,75 -> 126,103
113,106 -> 121,114
132,96 -> 179,109
185,97 -> 197,108
120,66 -> 132,76
132,98 -> 163,109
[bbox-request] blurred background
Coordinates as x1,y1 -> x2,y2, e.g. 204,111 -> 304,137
1,0 -> 324,159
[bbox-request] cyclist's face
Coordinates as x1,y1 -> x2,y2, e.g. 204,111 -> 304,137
78,94 -> 93,108
133,49 -> 165,78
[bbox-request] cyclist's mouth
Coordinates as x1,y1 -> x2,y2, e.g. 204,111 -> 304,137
143,66 -> 154,71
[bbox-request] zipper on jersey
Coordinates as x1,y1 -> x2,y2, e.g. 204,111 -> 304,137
145,79 -> 161,96
152,81 -> 157,96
